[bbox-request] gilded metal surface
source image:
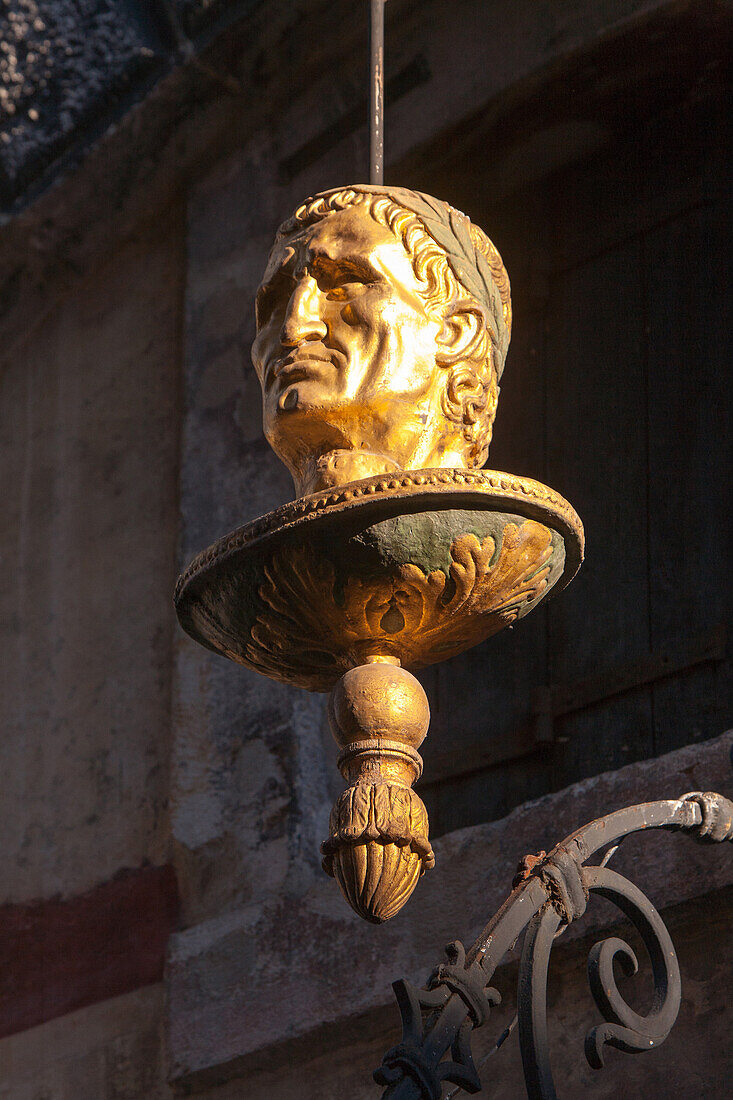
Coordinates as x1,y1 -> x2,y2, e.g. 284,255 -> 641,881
176,184 -> 585,922
321,661 -> 435,923
175,467 -> 582,599
174,468 -> 583,694
175,471 -> 582,922
323,779 -> 434,923
251,186 -> 511,497
245,520 -> 553,689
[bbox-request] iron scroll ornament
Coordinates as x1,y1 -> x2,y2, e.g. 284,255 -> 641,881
374,791 -> 733,1099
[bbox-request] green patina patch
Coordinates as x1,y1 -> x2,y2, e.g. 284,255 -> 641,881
180,502 -> 567,674
319,509 -> 566,609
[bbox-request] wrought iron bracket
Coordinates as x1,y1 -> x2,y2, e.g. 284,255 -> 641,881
374,791 -> 733,1098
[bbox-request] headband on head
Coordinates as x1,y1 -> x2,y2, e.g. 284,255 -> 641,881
282,184 -> 512,376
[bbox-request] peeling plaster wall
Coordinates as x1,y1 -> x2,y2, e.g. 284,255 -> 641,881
0,209 -> 183,1099
0,214 -> 182,902
0,985 -> 171,1100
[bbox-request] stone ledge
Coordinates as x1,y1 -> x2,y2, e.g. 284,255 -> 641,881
167,729 -> 733,1091
0,984 -> 170,1100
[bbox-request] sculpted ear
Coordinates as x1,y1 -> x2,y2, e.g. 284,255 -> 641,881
435,303 -> 485,363
436,302 -> 499,466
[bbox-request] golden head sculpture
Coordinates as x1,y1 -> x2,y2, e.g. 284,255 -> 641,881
252,185 -> 512,496
176,185 -> 583,924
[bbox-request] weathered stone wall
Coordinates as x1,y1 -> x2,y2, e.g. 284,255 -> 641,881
0,986 -> 169,1100
0,211 -> 183,1092
0,214 -> 181,905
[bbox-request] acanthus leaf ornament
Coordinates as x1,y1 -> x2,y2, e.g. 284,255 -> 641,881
244,519 -> 554,687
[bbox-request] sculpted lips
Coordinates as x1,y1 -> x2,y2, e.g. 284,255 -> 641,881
265,346 -> 341,389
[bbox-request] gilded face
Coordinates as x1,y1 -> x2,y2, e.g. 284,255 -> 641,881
252,205 -> 463,496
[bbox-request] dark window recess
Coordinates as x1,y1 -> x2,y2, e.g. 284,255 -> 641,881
404,8 -> 732,837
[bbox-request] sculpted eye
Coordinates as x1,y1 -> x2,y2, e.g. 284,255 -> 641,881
326,278 -> 372,301
312,258 -> 375,299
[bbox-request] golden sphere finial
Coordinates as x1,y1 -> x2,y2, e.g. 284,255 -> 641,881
327,659 -> 430,751
321,660 -> 434,922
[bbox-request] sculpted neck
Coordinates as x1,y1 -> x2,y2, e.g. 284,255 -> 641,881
293,443 -> 475,497
295,450 -> 403,496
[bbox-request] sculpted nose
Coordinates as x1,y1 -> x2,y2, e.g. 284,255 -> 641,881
280,276 -> 327,346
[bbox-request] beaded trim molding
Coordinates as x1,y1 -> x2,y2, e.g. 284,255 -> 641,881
175,467 -> 584,599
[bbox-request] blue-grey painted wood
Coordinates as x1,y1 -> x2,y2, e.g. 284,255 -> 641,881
644,197 -> 732,756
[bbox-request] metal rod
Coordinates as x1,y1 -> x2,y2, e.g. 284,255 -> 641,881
370,0 -> 385,183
